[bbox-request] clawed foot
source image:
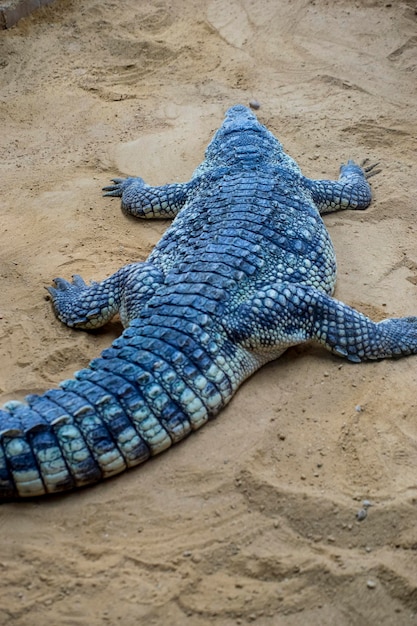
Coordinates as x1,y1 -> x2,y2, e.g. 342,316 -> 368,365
361,158 -> 381,179
47,275 -> 88,295
47,274 -> 119,330
47,275 -> 94,328
102,177 -> 145,198
340,159 -> 381,181
102,178 -> 127,197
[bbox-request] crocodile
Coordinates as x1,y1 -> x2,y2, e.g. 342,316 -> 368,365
1,104 -> 416,499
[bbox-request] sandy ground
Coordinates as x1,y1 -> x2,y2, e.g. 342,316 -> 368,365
0,0 -> 417,624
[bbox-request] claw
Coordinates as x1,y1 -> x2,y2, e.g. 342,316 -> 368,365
45,286 -> 57,298
365,169 -> 381,179
71,274 -> 87,288
52,277 -> 73,291
102,186 -> 123,198
102,176 -> 145,198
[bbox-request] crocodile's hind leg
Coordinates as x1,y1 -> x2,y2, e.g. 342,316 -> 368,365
103,176 -> 198,219
225,282 -> 417,362
47,262 -> 164,329
303,160 -> 380,215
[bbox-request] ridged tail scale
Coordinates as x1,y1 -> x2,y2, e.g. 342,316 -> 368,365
0,298 -> 242,498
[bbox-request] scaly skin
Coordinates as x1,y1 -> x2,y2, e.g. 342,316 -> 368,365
1,105 -> 416,498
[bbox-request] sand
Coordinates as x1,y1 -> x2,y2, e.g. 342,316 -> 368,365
0,0 -> 416,623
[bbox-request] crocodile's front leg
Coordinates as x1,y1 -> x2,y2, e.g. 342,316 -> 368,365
103,176 -> 197,219
303,160 -> 379,214
48,262 -> 164,329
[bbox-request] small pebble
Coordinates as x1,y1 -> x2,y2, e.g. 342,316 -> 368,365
356,508 -> 367,521
249,99 -> 260,110
362,499 -> 373,508
355,405 -> 362,412
367,579 -> 376,589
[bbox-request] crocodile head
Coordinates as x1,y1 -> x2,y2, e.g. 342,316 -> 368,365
202,105 -> 283,168
221,105 -> 263,135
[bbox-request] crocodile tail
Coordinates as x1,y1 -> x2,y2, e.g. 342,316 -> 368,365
0,315 -> 244,499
